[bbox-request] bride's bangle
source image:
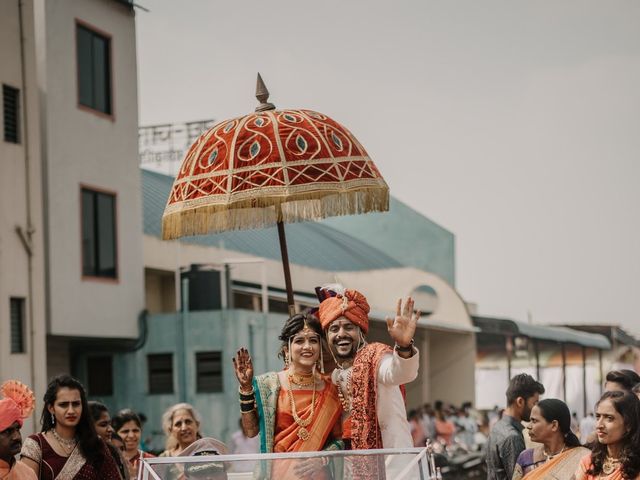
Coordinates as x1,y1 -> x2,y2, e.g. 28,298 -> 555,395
239,385 -> 255,397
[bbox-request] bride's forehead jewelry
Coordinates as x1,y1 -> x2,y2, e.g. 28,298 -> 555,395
301,319 -> 315,333
293,319 -> 318,339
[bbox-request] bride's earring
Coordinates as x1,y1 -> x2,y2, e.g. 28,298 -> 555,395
282,347 -> 290,368
319,345 -> 325,374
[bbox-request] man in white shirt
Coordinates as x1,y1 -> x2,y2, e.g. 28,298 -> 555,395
579,412 -> 595,444
228,419 -> 259,472
317,285 -> 420,450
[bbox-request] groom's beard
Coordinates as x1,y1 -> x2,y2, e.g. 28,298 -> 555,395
331,335 -> 358,360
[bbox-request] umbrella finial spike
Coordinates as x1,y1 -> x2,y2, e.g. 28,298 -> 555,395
255,73 -> 276,112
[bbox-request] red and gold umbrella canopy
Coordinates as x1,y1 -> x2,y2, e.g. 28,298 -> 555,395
162,75 -> 389,313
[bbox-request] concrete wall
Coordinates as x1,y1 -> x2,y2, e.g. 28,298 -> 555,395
428,330 -> 476,406
368,322 -> 476,409
145,268 -> 176,314
39,0 -> 143,337
0,0 -> 48,430
46,336 -> 72,379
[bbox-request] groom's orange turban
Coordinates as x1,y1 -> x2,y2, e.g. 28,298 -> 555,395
319,289 -> 370,333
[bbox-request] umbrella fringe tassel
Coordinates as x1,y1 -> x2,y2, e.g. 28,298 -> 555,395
161,187 -> 389,240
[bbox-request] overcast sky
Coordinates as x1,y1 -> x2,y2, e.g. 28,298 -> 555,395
136,0 -> 640,335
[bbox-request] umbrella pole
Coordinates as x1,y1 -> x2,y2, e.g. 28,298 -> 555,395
276,218 -> 296,317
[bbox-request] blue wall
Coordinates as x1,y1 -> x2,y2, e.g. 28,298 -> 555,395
78,310 -> 289,450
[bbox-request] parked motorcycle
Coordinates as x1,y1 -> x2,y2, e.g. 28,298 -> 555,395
431,440 -> 486,480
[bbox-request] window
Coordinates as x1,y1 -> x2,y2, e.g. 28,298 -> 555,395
3,85 -> 20,143
196,351 -> 223,393
81,188 -> 117,278
10,298 -> 25,353
148,353 -> 173,394
86,356 -> 113,396
76,23 -> 111,114
268,298 -> 290,314
232,291 -> 259,311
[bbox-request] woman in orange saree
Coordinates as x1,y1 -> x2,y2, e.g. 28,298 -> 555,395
233,313 -> 342,480
572,391 -> 640,480
512,399 -> 588,480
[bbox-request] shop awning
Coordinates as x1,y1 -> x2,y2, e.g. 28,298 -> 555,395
473,316 -> 611,350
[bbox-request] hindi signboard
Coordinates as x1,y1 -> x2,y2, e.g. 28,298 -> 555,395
139,119 -> 216,175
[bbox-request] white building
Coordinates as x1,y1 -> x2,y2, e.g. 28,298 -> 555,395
0,0 -> 144,427
0,1 -> 47,431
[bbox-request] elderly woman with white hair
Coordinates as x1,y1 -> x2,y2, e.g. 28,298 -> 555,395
160,403 -> 203,457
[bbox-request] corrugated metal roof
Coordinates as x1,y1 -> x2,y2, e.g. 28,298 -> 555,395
142,168 -> 403,272
321,197 -> 456,285
553,324 -> 639,347
473,316 -> 611,350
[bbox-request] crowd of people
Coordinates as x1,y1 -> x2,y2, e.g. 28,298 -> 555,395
408,401 -> 481,449
1,283 -> 639,480
486,369 -> 640,480
0,374 -> 235,479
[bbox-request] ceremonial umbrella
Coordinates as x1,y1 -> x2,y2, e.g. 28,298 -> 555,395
162,75 -> 389,316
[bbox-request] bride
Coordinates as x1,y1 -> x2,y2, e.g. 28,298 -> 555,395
233,313 -> 343,479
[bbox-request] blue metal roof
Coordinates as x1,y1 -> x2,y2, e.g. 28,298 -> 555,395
473,316 -> 611,349
321,197 -> 456,285
141,168 -> 403,272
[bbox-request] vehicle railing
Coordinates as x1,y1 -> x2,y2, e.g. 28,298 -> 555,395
139,445 -> 443,480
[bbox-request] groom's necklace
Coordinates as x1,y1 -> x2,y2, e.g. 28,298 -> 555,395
336,368 -> 352,413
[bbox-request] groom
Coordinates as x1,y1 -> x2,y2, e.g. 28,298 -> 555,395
317,285 -> 421,450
